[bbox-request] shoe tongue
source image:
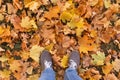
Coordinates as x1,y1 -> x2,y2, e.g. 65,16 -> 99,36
44,60 -> 52,69
69,59 -> 77,69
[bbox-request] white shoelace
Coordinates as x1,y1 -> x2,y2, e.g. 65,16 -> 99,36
44,60 -> 52,69
69,59 -> 77,69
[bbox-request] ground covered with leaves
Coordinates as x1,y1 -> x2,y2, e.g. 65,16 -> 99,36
0,0 -> 120,80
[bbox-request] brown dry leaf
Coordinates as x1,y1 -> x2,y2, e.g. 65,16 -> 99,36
102,63 -> 113,75
88,0 -> 99,6
13,0 -> 23,10
27,74 -> 39,80
10,14 -> 24,31
104,73 -> 118,80
100,27 -> 116,43
44,6 -> 60,20
26,66 -> 33,75
112,58 -> 120,72
78,35 -> 99,53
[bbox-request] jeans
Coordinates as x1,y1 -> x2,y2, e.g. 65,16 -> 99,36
39,68 -> 82,80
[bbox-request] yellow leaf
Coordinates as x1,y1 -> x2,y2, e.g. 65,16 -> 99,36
0,69 -> 11,78
0,13 -> 4,21
0,55 -> 8,62
45,43 -> 54,51
104,0 -> 111,8
20,16 -> 37,30
25,1 -> 41,11
102,63 -> 113,75
27,74 -> 39,80
91,51 -> 105,66
30,45 -> 44,62
26,66 -> 33,75
61,55 -> 69,68
60,11 -> 72,23
0,27 -> 4,35
88,0 -> 99,6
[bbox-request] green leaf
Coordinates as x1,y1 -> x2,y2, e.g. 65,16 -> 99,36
92,51 -> 105,66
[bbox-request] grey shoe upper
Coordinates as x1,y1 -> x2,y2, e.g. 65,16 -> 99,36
69,51 -> 80,69
40,50 -> 52,70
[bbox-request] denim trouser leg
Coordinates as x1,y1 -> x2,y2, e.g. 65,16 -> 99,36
64,68 -> 83,80
39,68 -> 55,80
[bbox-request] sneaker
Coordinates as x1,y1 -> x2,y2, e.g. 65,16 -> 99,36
40,50 -> 52,70
69,50 -> 80,69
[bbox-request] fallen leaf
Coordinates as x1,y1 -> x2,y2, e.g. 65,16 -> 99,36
112,58 -> 120,72
0,69 -> 11,78
102,63 -> 113,75
44,6 -> 60,20
20,16 -> 37,30
78,35 -> 99,53
0,13 -> 4,21
26,66 -> 33,75
91,51 -> 105,66
61,55 -> 69,68
0,55 -> 8,62
104,73 -> 118,80
30,45 -> 44,62
25,1 -> 41,11
60,11 -> 72,23
27,74 -> 39,80
104,0 -> 111,8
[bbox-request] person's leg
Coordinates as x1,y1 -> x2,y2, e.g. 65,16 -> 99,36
64,51 -> 82,80
39,50 -> 55,80
64,68 -> 82,80
39,68 -> 55,80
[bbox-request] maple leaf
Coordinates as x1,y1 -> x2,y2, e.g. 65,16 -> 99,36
0,27 -> 4,35
0,13 -> 4,21
26,66 -> 33,75
30,45 -> 44,63
0,55 -> 8,62
91,51 -> 105,66
44,6 -> 60,20
27,74 -> 39,80
102,63 -> 113,75
104,0 -> 111,8
20,16 -> 37,31
104,73 -> 119,80
25,1 -> 41,11
60,11 -> 72,23
9,60 -> 23,72
88,0 -> 99,6
112,58 -> 120,72
78,35 -> 99,53
61,55 -> 69,68
0,69 -> 11,78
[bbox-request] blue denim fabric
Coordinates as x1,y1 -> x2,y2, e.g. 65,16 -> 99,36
39,68 -> 82,80
39,68 -> 55,80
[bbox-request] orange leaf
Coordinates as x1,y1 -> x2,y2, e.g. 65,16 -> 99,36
44,6 -> 60,20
